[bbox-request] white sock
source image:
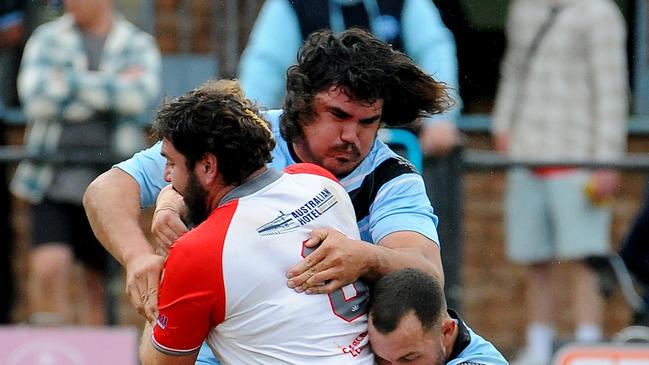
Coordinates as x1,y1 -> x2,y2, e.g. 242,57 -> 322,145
575,324 -> 602,342
527,322 -> 555,360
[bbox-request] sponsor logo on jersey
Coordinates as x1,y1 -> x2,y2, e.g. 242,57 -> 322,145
156,314 -> 168,330
342,331 -> 368,357
257,188 -> 338,235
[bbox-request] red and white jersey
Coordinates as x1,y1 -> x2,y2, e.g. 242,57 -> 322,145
152,164 -> 373,364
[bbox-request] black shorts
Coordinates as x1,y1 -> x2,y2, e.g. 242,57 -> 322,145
31,199 -> 107,274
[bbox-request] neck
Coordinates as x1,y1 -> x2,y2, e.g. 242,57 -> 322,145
207,166 -> 269,212
78,10 -> 113,36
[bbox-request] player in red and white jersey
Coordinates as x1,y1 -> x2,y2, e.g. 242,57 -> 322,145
139,79 -> 372,365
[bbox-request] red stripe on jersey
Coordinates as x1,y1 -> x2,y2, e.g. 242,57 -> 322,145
284,163 -> 339,182
152,199 -> 239,354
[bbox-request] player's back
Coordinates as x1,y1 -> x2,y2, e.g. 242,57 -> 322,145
202,165 -> 372,364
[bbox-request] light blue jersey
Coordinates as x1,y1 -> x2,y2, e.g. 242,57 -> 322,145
115,109 -> 440,365
448,310 -> 509,365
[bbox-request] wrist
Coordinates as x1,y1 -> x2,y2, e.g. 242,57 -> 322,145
123,241 -> 156,268
361,241 -> 386,282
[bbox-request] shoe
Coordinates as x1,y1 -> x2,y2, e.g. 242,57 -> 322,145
509,350 -> 550,365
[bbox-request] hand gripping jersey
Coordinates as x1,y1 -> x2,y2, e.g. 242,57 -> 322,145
151,165 -> 373,365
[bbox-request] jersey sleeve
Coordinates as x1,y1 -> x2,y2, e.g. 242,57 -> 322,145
113,140 -> 168,208
369,173 -> 440,245
150,231 -> 226,355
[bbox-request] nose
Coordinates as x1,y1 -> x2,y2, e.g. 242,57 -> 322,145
163,166 -> 172,183
339,122 -> 359,145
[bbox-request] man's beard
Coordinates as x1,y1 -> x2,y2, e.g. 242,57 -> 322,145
433,347 -> 446,365
183,172 -> 210,226
298,139 -> 362,178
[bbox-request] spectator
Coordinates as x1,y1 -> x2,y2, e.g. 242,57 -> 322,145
492,0 -> 628,364
12,0 -> 161,325
369,268 -> 508,365
238,0 -> 461,157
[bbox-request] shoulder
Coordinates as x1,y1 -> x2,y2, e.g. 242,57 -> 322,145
113,13 -> 157,42
29,16 -> 72,41
363,140 -> 418,178
186,200 -> 240,243
283,163 -> 338,182
166,201 -> 240,272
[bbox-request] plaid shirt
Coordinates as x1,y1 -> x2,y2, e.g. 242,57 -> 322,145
492,0 -> 628,163
11,12 -> 161,203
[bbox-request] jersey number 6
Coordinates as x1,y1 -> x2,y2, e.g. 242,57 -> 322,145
301,241 -> 369,322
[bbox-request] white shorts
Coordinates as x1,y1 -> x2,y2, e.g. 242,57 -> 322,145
504,168 -> 611,264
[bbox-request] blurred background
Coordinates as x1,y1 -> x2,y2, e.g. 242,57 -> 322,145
1,0 -> 648,361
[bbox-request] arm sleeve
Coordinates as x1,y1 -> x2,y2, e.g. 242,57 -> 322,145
151,235 -> 224,355
586,0 -> 628,161
402,0 -> 461,124
237,0 -> 302,108
113,141 -> 168,208
369,173 -> 439,245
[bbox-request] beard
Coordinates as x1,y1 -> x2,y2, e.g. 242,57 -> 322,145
434,348 -> 446,365
297,139 -> 362,178
183,172 -> 210,227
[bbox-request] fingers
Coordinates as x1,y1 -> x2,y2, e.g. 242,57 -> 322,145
142,285 -> 159,324
304,228 -> 329,248
305,278 -> 342,295
153,225 -> 179,251
125,255 -> 164,323
152,210 -> 188,252
286,247 -> 324,280
287,257 -> 335,291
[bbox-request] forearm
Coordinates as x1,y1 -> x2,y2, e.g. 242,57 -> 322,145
83,167 -> 154,267
366,231 -> 444,285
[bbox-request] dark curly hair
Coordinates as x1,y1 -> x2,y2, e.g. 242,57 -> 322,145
281,28 -> 453,143
152,79 -> 275,186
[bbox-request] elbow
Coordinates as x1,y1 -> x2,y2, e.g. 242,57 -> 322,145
83,174 -> 101,213
83,168 -> 121,214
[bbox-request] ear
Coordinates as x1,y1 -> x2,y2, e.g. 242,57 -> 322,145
440,317 -> 457,348
196,152 -> 219,185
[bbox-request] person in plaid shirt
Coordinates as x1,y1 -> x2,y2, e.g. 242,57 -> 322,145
12,0 -> 161,325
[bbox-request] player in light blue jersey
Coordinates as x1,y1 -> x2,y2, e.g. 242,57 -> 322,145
369,268 -> 508,365
84,28 -> 453,365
